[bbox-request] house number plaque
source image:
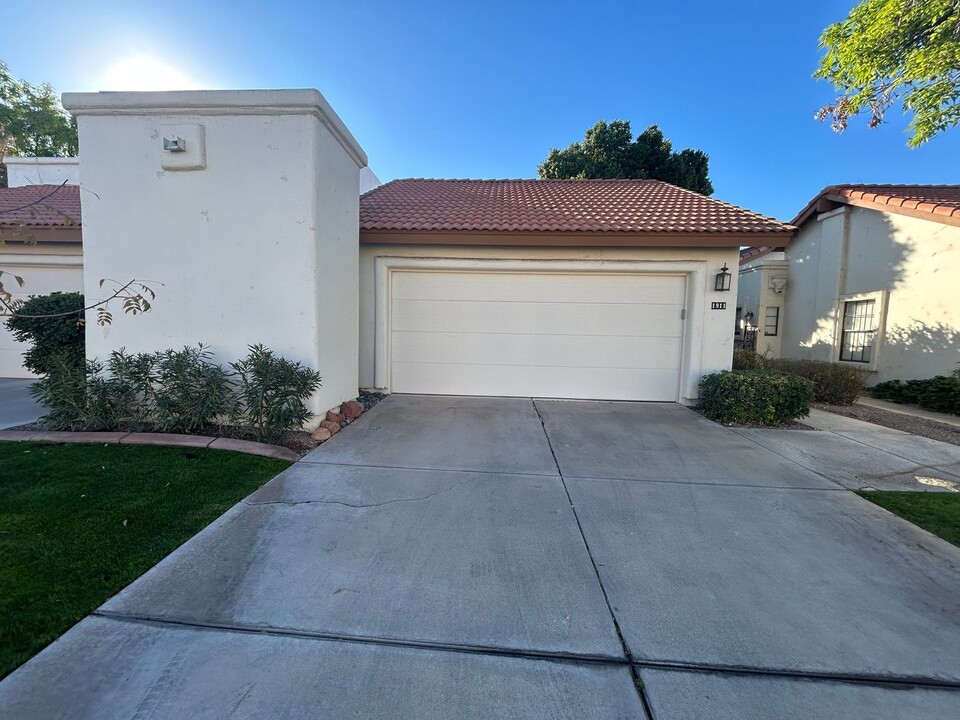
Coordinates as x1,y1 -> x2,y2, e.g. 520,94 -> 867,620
711,302 -> 727,310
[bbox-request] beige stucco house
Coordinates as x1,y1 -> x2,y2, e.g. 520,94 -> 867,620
738,185 -> 960,383
48,89 -> 795,414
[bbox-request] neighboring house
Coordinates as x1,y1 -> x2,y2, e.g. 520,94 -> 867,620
59,89 -> 794,413
0,183 -> 83,377
738,185 -> 960,383
3,156 -> 80,188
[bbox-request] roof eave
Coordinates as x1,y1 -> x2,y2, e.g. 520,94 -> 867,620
360,229 -> 795,248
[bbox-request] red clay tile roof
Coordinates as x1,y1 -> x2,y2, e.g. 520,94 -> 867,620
739,246 -> 774,263
792,184 -> 960,228
360,179 -> 795,238
0,184 -> 81,228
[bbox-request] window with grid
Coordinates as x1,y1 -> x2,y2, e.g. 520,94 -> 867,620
839,299 -> 876,363
763,307 -> 780,336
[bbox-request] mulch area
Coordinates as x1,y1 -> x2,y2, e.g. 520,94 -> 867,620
814,402 -> 960,447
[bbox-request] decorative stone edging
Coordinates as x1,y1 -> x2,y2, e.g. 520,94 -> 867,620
0,430 -> 300,462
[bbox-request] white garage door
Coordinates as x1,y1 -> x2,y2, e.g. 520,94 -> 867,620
389,270 -> 685,401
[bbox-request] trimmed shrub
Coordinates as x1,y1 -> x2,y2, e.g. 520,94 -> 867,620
231,344 -> 322,444
5,292 -> 85,375
872,376 -> 960,416
767,358 -> 868,405
699,370 -> 814,426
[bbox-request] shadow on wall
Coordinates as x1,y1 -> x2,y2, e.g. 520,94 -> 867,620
882,322 -> 960,380
791,212 -> 910,360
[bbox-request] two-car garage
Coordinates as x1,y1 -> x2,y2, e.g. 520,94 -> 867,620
358,179 -> 796,403
388,269 -> 686,401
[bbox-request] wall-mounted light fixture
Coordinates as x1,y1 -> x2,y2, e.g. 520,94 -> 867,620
163,135 -> 186,153
715,263 -> 732,292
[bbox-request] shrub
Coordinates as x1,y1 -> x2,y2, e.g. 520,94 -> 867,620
766,358 -> 868,405
5,292 -> 85,375
151,345 -> 234,433
231,344 -> 322,444
732,349 -> 770,371
31,356 -> 127,431
699,370 -> 814,426
872,376 -> 960,416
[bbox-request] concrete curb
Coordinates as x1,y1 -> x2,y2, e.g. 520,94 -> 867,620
0,430 -> 299,462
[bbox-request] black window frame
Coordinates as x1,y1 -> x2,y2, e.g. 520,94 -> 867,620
763,306 -> 780,337
839,299 -> 877,363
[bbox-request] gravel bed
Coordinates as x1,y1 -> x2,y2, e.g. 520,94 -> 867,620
814,402 -> 960,447
690,407 -> 814,430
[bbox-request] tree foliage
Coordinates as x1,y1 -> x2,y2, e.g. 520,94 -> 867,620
5,292 -> 85,374
814,0 -> 960,147
0,61 -> 78,157
538,120 -> 714,195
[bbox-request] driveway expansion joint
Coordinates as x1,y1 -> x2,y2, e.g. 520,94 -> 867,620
90,610 -> 629,668
296,458 -> 560,479
531,399 -> 655,718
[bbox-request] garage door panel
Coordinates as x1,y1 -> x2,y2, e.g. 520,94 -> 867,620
393,271 -> 686,305
388,269 -> 684,401
392,362 -> 680,402
392,331 -> 682,370
393,299 -> 683,338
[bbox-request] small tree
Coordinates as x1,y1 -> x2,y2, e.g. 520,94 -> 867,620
814,0 -> 960,147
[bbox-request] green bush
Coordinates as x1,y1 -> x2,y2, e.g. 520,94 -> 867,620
230,344 -> 322,444
5,292 -> 85,375
872,376 -> 960,416
699,370 -> 814,426
31,356 -> 127,431
151,345 -> 234,433
32,343 -> 323,438
767,358 -> 868,405
732,349 -> 769,371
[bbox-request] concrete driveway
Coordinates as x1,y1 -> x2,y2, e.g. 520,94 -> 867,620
0,378 -> 42,430
2,396 -> 960,718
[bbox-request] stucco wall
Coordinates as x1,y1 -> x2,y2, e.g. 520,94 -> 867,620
0,243 -> 83,377
4,157 -> 80,187
63,90 -> 367,415
359,244 -> 740,403
782,205 -> 960,382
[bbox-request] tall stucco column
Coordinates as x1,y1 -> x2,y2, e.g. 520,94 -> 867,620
62,90 -> 368,416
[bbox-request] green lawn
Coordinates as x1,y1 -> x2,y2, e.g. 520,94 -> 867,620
0,442 -> 289,678
858,491 -> 960,548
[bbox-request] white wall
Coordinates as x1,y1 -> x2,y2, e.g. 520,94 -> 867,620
62,90 -> 367,416
360,167 -> 381,194
4,157 -> 80,187
782,205 -> 960,382
359,244 -> 740,403
0,246 -> 83,377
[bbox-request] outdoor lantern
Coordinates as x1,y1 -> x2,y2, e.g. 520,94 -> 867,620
715,263 -> 732,292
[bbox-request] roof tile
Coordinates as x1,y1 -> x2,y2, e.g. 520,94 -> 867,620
360,179 -> 794,236
0,184 -> 81,228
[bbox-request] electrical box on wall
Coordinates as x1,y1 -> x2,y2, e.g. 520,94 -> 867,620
160,124 -> 206,170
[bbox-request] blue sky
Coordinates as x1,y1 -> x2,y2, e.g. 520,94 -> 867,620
4,0 -> 957,221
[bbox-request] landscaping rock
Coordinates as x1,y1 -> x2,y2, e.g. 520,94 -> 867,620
326,410 -> 344,423
310,427 -> 332,442
342,400 -> 363,419
318,420 -> 340,435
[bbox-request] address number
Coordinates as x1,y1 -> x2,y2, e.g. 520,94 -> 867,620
711,302 -> 727,310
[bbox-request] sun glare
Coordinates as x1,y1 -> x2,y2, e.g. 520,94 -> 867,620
101,56 -> 198,91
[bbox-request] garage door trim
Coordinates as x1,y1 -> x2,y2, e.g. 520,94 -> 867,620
373,256 -> 709,401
